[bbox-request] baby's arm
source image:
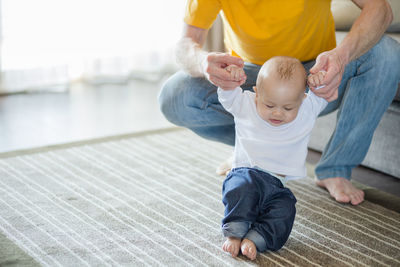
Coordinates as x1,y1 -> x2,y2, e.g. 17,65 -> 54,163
308,70 -> 327,90
217,65 -> 246,115
308,71 -> 329,115
222,65 -> 246,90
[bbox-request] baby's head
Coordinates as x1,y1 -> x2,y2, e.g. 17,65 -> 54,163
254,56 -> 307,126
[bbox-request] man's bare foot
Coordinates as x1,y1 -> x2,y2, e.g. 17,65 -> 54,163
222,237 -> 241,258
316,177 -> 364,205
216,155 -> 233,176
241,238 -> 257,261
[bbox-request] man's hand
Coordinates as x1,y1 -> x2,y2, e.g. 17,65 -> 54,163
176,24 -> 247,88
309,0 -> 393,103
203,53 -> 246,90
309,48 -> 348,102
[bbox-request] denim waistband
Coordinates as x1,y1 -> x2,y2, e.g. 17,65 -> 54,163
230,167 -> 287,187
253,166 -> 287,186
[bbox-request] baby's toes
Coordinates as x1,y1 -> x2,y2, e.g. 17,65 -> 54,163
222,242 -> 227,252
232,244 -> 240,257
248,246 -> 257,260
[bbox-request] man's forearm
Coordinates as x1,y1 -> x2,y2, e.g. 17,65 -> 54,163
336,0 -> 393,65
175,37 -> 208,77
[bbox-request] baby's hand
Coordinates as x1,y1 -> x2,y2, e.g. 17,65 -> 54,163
225,65 -> 246,85
308,70 -> 327,90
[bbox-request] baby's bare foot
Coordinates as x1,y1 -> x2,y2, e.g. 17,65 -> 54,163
241,238 -> 257,261
222,237 -> 241,258
216,155 -> 233,176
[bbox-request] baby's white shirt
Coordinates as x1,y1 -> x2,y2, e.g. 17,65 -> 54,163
217,87 -> 328,180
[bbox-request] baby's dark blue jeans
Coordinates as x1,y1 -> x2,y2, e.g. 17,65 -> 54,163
221,167 -> 297,252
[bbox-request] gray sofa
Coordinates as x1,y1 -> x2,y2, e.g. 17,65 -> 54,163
309,1 -> 400,178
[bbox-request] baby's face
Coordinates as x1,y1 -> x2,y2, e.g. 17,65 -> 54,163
255,77 -> 306,126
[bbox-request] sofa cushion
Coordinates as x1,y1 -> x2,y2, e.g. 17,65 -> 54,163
331,0 -> 400,32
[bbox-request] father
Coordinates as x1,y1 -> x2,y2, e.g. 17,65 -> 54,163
159,0 -> 400,205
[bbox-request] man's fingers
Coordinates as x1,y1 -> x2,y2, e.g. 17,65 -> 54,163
207,53 -> 244,67
310,80 -> 335,96
205,52 -> 245,82
324,87 -> 336,100
325,74 -> 341,92
313,71 -> 340,91
209,75 -> 241,90
323,64 -> 341,85
311,83 -> 339,102
309,50 -> 344,102
211,65 -> 247,82
221,54 -> 244,67
207,65 -> 232,80
207,52 -> 244,68
326,89 -> 339,102
310,54 -> 327,74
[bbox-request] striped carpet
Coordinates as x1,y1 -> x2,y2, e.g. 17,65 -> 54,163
0,128 -> 399,267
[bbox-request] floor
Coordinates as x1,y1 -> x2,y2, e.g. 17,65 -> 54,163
1,79 -> 399,198
0,79 -> 172,153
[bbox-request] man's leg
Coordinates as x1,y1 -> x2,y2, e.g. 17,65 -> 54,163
308,36 -> 400,205
158,63 -> 261,146
158,71 -> 235,145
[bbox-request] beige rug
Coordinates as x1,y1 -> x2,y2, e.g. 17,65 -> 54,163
0,128 -> 399,266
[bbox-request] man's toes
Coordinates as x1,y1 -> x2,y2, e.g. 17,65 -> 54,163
357,189 -> 365,200
332,191 -> 350,203
350,191 -> 364,205
351,197 -> 361,206
347,187 -> 364,205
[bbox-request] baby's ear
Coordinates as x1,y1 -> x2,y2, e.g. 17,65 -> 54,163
253,86 -> 258,94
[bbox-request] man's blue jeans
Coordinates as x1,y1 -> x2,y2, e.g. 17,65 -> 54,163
222,168 -> 297,252
158,36 -> 400,180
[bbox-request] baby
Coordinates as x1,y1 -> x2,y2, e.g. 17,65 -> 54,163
218,56 -> 327,260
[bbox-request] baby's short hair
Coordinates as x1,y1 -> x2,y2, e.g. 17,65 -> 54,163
275,56 -> 302,80
257,56 -> 306,89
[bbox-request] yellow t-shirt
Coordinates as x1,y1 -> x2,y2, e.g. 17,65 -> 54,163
184,0 -> 336,65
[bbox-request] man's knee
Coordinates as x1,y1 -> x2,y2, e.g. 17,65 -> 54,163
158,71 -> 217,126
158,72 -> 185,125
366,36 -> 400,79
